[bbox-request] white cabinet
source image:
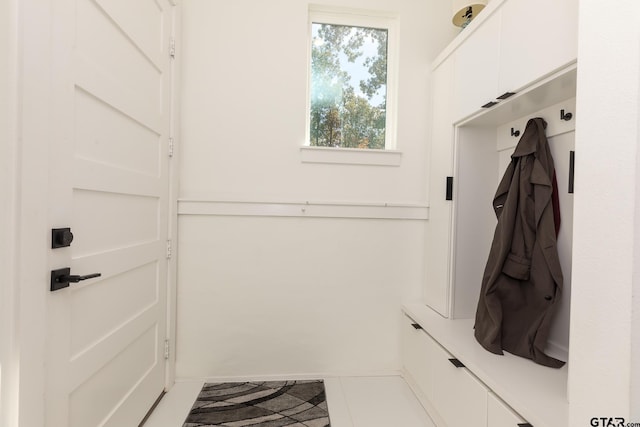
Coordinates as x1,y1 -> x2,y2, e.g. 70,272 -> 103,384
402,315 -> 487,427
402,315 -> 532,427
499,0 -> 579,94
452,13 -> 501,121
401,317 -> 434,401
426,0 -> 579,318
417,73 -> 576,427
424,56 -> 455,317
488,392 -> 527,427
430,343 -> 487,427
402,305 -> 569,427
449,0 -> 578,122
417,2 -> 577,425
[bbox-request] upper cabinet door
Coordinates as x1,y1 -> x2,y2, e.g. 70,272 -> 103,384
453,12 -> 501,121
498,0 -> 578,93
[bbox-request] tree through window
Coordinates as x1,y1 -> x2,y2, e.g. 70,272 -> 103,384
309,21 -> 389,150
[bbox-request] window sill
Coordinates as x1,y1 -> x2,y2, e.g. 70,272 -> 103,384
300,146 -> 402,166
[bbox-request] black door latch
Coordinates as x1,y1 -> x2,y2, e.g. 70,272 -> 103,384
50,267 -> 101,291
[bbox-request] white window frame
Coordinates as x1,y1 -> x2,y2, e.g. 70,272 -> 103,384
302,5 -> 400,166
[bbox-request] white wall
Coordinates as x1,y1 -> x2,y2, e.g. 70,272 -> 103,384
176,0 -> 456,378
0,0 -> 19,426
569,0 -> 640,422
3,0 -> 53,426
633,32 -> 640,422
179,0 -> 455,203
176,216 -> 425,377
635,74 -> 640,416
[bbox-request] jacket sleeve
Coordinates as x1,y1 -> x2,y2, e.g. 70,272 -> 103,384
500,156 -> 537,281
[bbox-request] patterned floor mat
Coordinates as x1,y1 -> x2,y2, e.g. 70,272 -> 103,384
183,380 -> 331,427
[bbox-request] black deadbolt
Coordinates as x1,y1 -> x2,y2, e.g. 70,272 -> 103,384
52,228 -> 74,248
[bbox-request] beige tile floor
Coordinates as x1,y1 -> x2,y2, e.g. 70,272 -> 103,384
143,375 -> 435,427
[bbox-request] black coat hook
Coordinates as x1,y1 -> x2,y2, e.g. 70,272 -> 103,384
511,127 -> 520,137
561,109 -> 573,121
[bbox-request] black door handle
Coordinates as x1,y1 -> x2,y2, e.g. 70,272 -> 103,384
51,267 -> 102,291
568,150 -> 575,194
61,273 -> 101,283
448,358 -> 465,368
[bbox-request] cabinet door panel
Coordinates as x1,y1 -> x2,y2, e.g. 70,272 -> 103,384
425,57 -> 455,317
499,0 -> 578,93
487,392 -> 526,427
401,318 -> 434,399
430,344 -> 488,427
453,13 -> 501,121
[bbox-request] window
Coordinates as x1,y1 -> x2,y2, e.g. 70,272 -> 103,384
307,8 -> 398,151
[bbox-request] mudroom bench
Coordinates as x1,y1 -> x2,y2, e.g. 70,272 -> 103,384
401,303 -> 568,427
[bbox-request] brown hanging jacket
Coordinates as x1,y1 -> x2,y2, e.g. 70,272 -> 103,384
474,117 -> 565,368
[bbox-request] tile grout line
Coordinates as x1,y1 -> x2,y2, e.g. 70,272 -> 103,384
336,377 -> 356,427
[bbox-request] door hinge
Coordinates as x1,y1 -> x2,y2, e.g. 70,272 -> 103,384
168,137 -> 174,158
166,239 -> 172,259
169,38 -> 176,59
164,339 -> 170,360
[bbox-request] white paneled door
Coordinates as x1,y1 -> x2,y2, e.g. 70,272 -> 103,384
47,0 -> 174,426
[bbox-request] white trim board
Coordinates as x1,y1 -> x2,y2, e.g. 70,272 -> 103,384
176,371 -> 402,384
178,199 -> 429,220
300,146 -> 402,166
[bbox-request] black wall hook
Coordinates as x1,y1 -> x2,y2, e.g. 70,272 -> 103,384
560,109 -> 573,121
511,127 -> 520,137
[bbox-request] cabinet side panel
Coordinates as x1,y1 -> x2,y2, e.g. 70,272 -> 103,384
452,126 -> 498,319
425,57 -> 455,317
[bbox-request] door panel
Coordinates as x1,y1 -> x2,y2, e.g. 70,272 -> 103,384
47,0 -> 173,425
94,0 -> 165,66
72,190 -> 160,254
69,326 -> 158,427
74,89 -> 161,177
76,0 -> 163,112
75,55 -> 162,132
69,262 -> 159,355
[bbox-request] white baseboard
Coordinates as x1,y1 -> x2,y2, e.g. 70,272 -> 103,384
401,368 -> 445,427
176,370 -> 403,383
